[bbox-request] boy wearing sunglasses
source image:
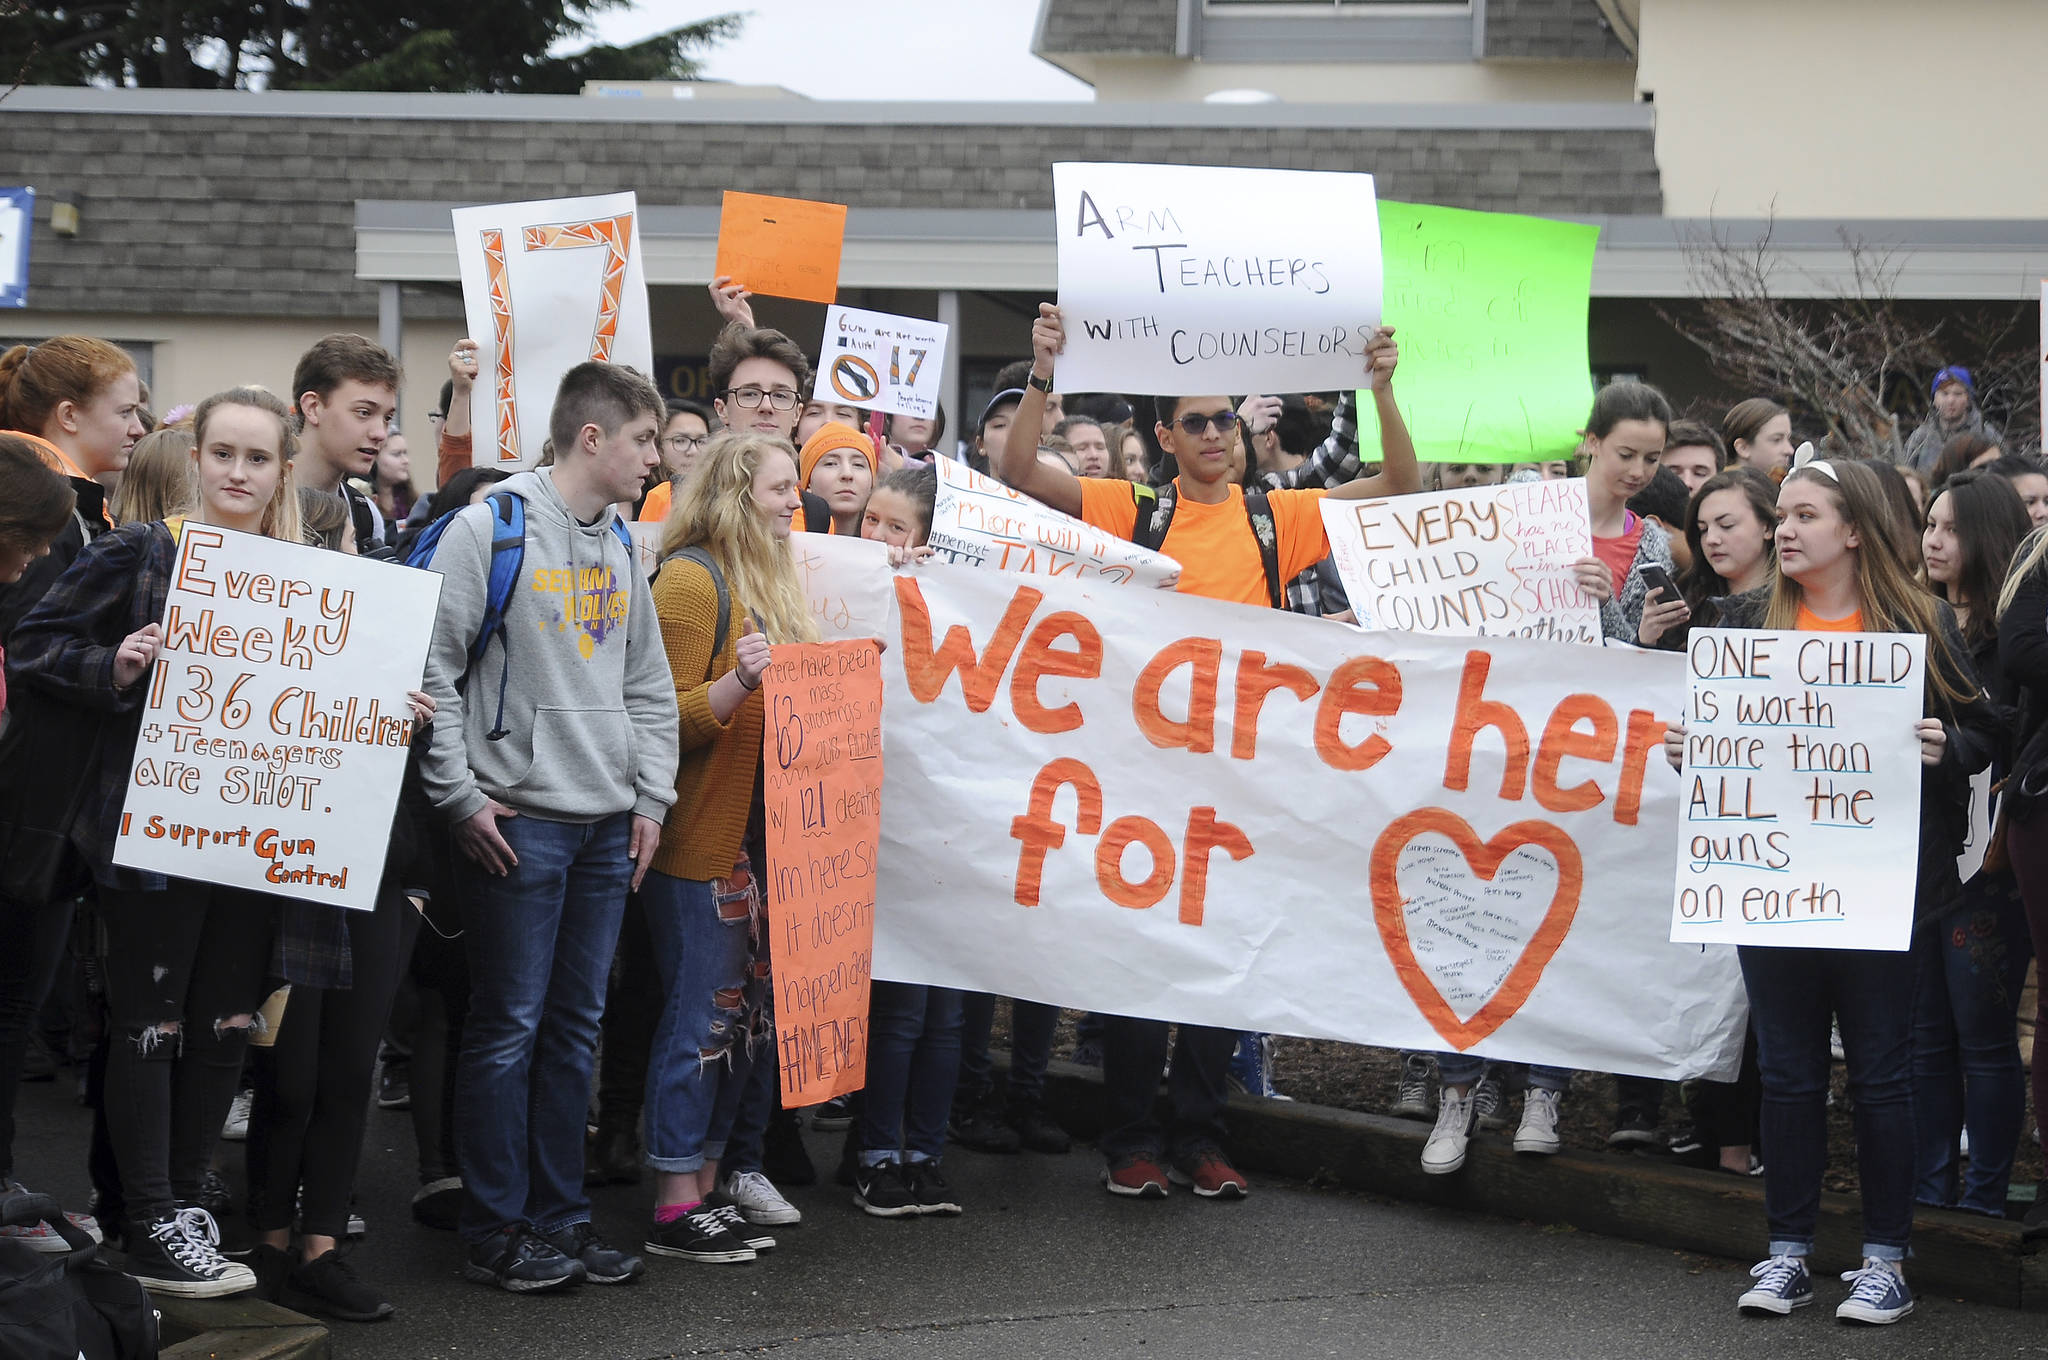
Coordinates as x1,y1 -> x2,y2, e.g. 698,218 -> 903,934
993,302 -> 1419,1194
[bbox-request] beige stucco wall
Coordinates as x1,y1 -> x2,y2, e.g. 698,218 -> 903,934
1637,0 -> 2048,218
1073,56 -> 1636,103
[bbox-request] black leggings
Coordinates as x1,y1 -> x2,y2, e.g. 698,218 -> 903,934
407,887 -> 469,1184
246,881 -> 418,1237
0,893 -> 74,1183
594,890 -> 661,1136
97,879 -> 275,1224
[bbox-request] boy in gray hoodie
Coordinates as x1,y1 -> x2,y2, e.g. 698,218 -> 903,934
419,361 -> 679,1294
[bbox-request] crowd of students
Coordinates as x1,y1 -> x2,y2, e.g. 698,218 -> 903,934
0,287 -> 2045,1332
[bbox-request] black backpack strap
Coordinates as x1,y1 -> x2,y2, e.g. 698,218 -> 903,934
668,545 -> 732,662
1241,488 -> 1285,610
1129,480 -> 1174,554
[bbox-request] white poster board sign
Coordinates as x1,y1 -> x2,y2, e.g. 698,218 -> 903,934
815,305 -> 949,420
929,456 -> 1180,590
1321,478 -> 1601,643
1672,628 -> 1926,950
453,192 -> 653,470
793,533 -> 898,642
1051,162 -> 1383,396
113,528 -> 441,911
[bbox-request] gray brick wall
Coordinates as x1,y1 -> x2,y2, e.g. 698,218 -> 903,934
1036,0 -> 1180,54
7,110 -> 1658,317
1482,0 -> 1630,60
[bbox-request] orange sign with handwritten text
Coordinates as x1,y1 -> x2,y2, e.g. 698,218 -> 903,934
715,191 -> 847,305
760,639 -> 883,1106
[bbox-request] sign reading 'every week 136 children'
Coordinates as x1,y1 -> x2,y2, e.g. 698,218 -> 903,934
1051,162 -> 1383,396
929,455 -> 1181,590
815,305 -> 949,421
1672,627 -> 1927,951
113,527 -> 441,911
1319,477 -> 1601,643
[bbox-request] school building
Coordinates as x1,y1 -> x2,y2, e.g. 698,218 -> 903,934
3,0 -> 2043,477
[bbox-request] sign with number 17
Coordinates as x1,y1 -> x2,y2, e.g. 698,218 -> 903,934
453,193 -> 654,469
816,304 -> 950,421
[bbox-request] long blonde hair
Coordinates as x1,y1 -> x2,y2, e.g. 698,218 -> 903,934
111,425 -> 195,526
1998,524 -> 2048,621
190,387 -> 304,545
660,431 -> 818,645
1766,461 -> 1975,709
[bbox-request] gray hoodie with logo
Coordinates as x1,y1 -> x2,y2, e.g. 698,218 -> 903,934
419,467 -> 678,827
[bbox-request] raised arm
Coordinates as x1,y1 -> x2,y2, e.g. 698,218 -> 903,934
995,303 -> 1086,518
1325,328 -> 1421,501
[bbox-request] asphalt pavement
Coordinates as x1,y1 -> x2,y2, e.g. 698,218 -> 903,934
12,1070 -> 2048,1359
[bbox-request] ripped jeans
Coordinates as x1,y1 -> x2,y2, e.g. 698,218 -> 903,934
640,863 -> 764,1174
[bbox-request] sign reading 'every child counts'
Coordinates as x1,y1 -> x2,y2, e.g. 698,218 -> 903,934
1051,162 -> 1384,396
815,305 -> 949,421
1320,477 -> 1601,643
113,527 -> 441,911
1672,627 -> 1927,950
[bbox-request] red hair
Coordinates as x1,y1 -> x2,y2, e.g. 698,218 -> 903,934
0,336 -> 137,436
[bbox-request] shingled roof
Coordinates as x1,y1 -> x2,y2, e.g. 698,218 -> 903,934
1035,0 -> 1180,55
4,89 -> 1660,320
1481,0 -> 1632,61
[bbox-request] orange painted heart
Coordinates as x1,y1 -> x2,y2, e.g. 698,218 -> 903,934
1370,808 -> 1584,1051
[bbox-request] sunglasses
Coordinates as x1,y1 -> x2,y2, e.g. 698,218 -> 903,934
1170,410 -> 1240,436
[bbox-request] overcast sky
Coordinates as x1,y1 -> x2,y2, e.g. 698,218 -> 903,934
581,0 -> 1093,101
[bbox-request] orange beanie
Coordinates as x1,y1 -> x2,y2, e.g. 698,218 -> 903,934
797,422 -> 873,491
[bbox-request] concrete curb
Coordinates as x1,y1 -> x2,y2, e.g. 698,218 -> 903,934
1021,1057 -> 2048,1312
158,1292 -> 330,1360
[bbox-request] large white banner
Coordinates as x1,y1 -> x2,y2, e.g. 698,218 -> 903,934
792,533 -> 898,642
453,192 -> 653,470
930,456 -> 1180,589
1672,628 -> 1926,950
1321,478 -> 1601,643
872,563 -> 1746,1080
113,528 -> 440,910
1052,162 -> 1384,396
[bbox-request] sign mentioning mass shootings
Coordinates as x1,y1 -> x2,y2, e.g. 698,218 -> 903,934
113,528 -> 441,911
1320,478 -> 1600,642
1671,628 -> 1926,950
929,456 -> 1180,590
1052,162 -> 1384,396
816,305 -> 949,421
761,640 -> 884,1106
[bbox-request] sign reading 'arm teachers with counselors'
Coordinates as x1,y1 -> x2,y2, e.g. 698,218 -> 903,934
113,527 -> 441,911
1672,628 -> 1926,950
1052,162 -> 1383,396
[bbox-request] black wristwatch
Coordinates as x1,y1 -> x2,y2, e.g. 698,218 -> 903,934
1025,370 -> 1054,394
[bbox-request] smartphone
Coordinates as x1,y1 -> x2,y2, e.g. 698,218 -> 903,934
1638,564 -> 1677,603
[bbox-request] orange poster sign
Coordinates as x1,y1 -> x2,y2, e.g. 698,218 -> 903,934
714,191 -> 847,304
760,639 -> 883,1105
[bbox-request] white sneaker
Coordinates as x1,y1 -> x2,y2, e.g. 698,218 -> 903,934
128,1207 -> 257,1298
221,1088 -> 253,1142
0,1181 -> 102,1254
1514,1087 -> 1562,1154
719,1169 -> 800,1226
1421,1087 -> 1475,1175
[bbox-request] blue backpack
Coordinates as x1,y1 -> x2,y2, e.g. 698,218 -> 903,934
407,488 -> 634,741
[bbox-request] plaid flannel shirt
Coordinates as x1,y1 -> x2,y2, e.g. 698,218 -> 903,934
1255,390 -> 1360,617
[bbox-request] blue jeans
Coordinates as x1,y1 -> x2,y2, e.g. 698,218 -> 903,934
1436,1054 -> 1571,1093
454,812 -> 632,1242
640,871 -> 755,1173
710,1008 -> 776,1170
1099,1015 -> 1235,1162
859,983 -> 964,1162
1911,874 -> 2032,1214
1740,944 -> 1915,1261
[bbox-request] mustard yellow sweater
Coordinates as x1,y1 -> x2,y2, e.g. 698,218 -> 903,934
650,557 -> 762,882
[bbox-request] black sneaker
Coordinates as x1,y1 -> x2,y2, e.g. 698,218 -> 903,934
410,1177 -> 462,1231
377,1060 -> 411,1111
810,1092 -> 858,1132
245,1241 -> 292,1302
641,1208 -> 756,1264
290,1247 -> 395,1322
854,1160 -> 920,1218
705,1202 -> 776,1252
463,1224 -> 586,1293
125,1208 -> 258,1298
762,1109 -> 818,1187
908,1160 -> 962,1217
542,1221 -> 643,1285
949,1104 -> 1021,1154
196,1169 -> 233,1220
1009,1104 -> 1071,1154
1608,1106 -> 1661,1149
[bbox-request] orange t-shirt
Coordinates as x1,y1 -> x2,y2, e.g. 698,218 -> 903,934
638,479 -> 672,524
1796,604 -> 1864,632
1076,478 -> 1329,608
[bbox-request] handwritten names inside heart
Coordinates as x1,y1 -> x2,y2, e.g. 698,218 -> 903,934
1398,836 -> 1564,1022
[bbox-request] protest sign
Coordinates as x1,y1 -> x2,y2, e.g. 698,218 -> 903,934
929,456 -> 1180,590
856,561 -> 1745,1079
1320,477 -> 1601,643
815,305 -> 948,420
0,186 -> 31,308
715,191 -> 846,305
1357,202 -> 1599,465
1957,767 -> 1994,883
760,640 -> 883,1106
1671,628 -> 1927,950
626,521 -> 663,581
112,527 -> 440,911
792,533 -> 897,642
453,192 -> 653,469
1051,162 -> 1382,396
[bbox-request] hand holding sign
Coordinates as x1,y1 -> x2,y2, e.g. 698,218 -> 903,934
735,616 -> 771,689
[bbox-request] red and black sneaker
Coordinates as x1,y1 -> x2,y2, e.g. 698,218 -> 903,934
1101,1152 -> 1171,1199
1169,1144 -> 1249,1199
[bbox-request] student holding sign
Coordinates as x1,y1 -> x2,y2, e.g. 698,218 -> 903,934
1000,302 -> 1418,1199
1663,458 -> 1996,1325
1997,525 -> 2048,1238
7,388 -> 310,1299
1576,382 -> 1680,645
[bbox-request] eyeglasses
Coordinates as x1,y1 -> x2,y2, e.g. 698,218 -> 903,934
427,411 -> 446,424
1171,411 -> 1241,436
722,386 -> 800,412
663,434 -> 709,454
